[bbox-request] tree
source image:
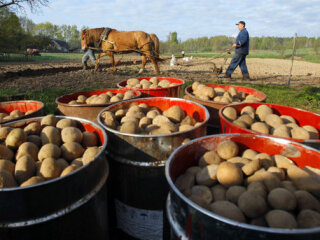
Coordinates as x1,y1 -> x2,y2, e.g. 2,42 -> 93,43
168,32 -> 178,44
32,21 -> 58,38
0,0 -> 49,13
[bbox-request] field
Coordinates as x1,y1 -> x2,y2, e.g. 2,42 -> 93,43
0,53 -> 320,114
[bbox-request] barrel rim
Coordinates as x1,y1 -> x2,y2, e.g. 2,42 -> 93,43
117,77 -> 185,91
165,133 -> 320,234
0,115 -> 108,192
0,100 -> 45,125
55,88 -> 142,107
219,102 -> 320,143
97,97 -> 210,137
184,83 -> 267,105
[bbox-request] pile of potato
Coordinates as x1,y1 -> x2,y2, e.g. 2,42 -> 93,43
0,115 -> 101,188
68,90 -> 136,105
191,81 -> 263,103
0,109 -> 35,123
175,140 -> 320,229
125,77 -> 178,89
101,103 -> 202,135
222,105 -> 319,140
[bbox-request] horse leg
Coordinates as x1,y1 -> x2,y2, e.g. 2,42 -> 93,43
108,53 -> 117,73
138,55 -> 147,74
94,53 -> 102,71
148,54 -> 160,75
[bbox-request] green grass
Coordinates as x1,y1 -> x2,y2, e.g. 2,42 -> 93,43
31,52 -> 83,61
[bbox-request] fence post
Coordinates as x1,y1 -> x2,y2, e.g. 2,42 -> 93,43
288,33 -> 297,86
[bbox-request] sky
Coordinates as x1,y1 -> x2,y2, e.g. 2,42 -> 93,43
23,0 -> 320,41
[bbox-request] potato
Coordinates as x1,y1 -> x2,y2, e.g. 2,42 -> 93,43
217,140 -> 239,160
241,106 -> 255,118
302,125 -> 319,139
152,115 -> 171,125
0,127 -> 12,141
247,181 -> 267,199
280,115 -> 296,124
56,119 -> 77,130
0,144 -> 14,161
256,105 -> 273,121
158,80 -> 171,88
35,161 -> 42,176
232,120 -> 247,128
250,217 -> 267,227
268,188 -> 297,210
280,180 -> 297,193
189,195 -> 210,209
209,200 -> 246,223
185,166 -> 201,176
56,158 -> 69,171
175,173 -> 195,193
138,117 -> 152,129
159,122 -> 178,132
77,95 -> 87,103
227,157 -> 250,168
163,106 -> 185,123
20,176 -> 45,187
179,124 -> 193,132
247,170 -> 281,191
126,110 -> 145,120
123,90 -> 135,100
265,210 -> 297,229
10,109 -> 23,118
192,81 -> 200,91
40,158 -> 61,179
180,115 -> 196,126
228,87 -> 238,96
211,184 -> 226,201
127,78 -> 140,86
0,170 -> 17,188
38,143 -> 61,161
198,150 -> 222,167
272,124 -> 290,138
5,128 -> 27,149
41,114 -> 59,127
41,126 -> 61,146
238,114 -> 254,126
0,159 -> 15,174
146,109 -> 161,119
16,142 -> 39,161
71,158 -> 83,168
26,135 -> 42,148
15,156 -> 36,184
217,162 -> 243,187
291,127 -> 310,140
226,185 -> 246,204
286,122 -> 299,130
61,142 -> 85,162
222,107 -> 237,121
110,96 -> 121,103
196,164 -> 219,186
24,122 -> 42,135
220,97 -> 231,103
191,185 -> 213,204
265,114 -> 283,128
61,127 -> 83,143
238,190 -> 268,218
297,209 -> 320,228
242,149 -> 258,160
254,153 -> 274,169
60,165 -> 79,177
114,109 -> 127,120
251,122 -> 269,134
267,166 -> 285,180
68,100 -> 78,104
294,190 -> 320,211
81,131 -> 98,148
82,146 -> 100,165
242,159 -> 260,176
273,155 -> 294,169
120,121 -> 140,134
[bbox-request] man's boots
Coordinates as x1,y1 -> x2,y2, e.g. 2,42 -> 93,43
82,63 -> 88,70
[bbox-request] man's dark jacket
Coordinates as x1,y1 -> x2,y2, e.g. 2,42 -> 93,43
235,28 -> 249,55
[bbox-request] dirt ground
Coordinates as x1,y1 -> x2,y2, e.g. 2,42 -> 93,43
0,56 -> 319,91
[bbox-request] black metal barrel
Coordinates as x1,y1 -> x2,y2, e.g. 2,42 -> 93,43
98,97 -> 209,240
0,116 -> 109,240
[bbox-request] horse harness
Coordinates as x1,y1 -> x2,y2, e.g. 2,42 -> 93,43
98,28 -> 114,46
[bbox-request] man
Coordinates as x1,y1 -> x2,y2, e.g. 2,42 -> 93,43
220,21 -> 250,80
82,48 -> 96,70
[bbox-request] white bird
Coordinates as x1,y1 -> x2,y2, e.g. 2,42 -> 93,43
170,54 -> 177,66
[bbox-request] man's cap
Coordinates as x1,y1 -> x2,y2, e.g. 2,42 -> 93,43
236,21 -> 246,26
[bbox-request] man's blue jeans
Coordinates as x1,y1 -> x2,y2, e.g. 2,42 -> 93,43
226,53 -> 249,77
82,49 -> 96,65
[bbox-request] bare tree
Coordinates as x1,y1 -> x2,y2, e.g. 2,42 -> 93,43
0,0 -> 49,12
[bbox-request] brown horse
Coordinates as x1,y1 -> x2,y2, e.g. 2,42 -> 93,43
149,33 -> 159,58
80,28 -> 160,74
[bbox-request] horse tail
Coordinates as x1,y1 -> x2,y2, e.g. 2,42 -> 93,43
149,33 -> 159,58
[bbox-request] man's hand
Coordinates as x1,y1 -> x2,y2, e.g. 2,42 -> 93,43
232,43 -> 237,48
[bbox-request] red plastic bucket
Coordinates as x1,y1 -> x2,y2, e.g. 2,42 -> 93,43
184,84 -> 267,132
0,100 -> 44,125
219,102 -> 320,149
166,134 -> 320,239
55,89 -> 142,123
117,77 -> 185,97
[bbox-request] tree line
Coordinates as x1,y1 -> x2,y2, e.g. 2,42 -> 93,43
1,7 -> 320,55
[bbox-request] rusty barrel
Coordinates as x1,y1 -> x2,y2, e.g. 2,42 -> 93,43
219,102 -> 320,150
0,100 -> 44,125
117,77 -> 185,97
166,134 -> 320,240
184,84 -> 266,133
55,89 -> 142,123
0,116 -> 109,240
98,97 -> 209,240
